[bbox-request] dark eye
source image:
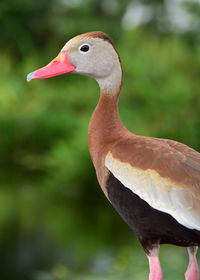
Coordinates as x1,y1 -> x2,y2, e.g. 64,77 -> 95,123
79,44 -> 90,53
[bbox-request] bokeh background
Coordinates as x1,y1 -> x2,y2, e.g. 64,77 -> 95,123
1,0 -> 200,279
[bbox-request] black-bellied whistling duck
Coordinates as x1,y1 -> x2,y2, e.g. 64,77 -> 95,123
27,31 -> 200,280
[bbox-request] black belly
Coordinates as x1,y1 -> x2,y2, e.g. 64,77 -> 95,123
106,172 -> 200,252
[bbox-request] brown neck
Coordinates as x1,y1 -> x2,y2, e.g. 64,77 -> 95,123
88,91 -> 126,168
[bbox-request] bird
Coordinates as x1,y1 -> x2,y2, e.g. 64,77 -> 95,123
27,31 -> 200,280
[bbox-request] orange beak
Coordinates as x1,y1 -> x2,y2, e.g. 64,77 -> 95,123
27,51 -> 75,82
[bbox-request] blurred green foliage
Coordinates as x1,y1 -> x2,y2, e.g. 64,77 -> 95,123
0,0 -> 200,279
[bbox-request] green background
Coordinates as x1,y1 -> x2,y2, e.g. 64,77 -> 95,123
0,0 -> 200,279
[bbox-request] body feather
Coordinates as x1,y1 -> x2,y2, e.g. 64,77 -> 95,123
105,136 -> 200,230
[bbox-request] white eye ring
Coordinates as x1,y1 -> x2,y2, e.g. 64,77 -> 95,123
79,43 -> 91,53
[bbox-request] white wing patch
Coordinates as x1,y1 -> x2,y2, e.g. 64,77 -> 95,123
105,152 -> 200,230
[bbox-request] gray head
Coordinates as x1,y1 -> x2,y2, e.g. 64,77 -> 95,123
27,31 -> 122,94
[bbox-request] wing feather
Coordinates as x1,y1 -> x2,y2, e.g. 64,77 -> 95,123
105,136 -> 200,230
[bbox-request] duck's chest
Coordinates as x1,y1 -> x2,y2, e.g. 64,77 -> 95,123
88,95 -> 125,196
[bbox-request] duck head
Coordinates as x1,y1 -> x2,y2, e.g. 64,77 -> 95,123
27,31 -> 122,94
